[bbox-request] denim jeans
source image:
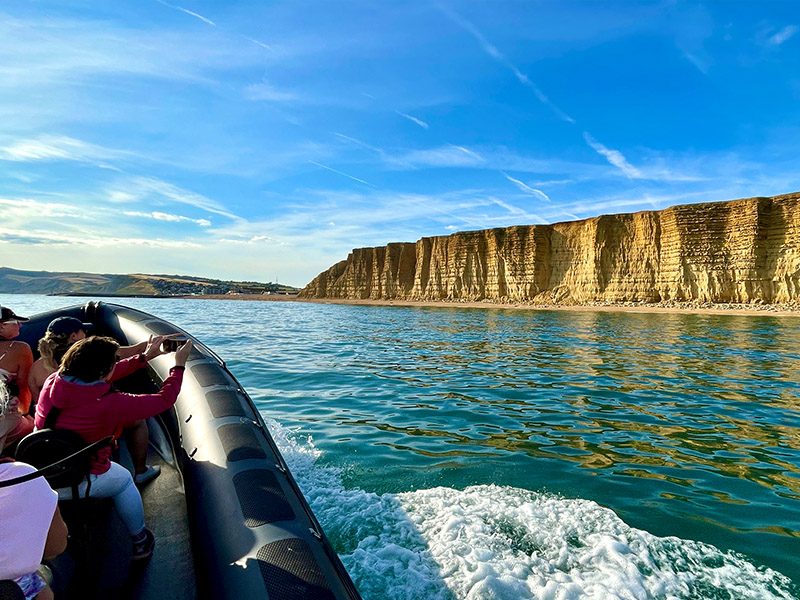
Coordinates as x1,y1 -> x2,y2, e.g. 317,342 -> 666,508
57,461 -> 145,536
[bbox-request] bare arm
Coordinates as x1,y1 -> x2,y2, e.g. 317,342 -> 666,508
15,343 -> 34,414
117,341 -> 147,359
28,359 -> 52,409
43,505 -> 68,560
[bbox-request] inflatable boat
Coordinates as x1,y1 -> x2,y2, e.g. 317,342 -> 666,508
15,301 -> 362,600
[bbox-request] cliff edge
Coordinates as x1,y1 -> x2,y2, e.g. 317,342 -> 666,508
300,192 -> 800,305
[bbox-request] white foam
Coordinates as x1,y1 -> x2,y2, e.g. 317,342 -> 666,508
264,418 -> 797,600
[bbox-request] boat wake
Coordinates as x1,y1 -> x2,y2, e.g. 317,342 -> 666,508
265,418 -> 797,600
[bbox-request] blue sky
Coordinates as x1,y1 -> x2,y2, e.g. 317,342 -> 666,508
0,1 -> 798,287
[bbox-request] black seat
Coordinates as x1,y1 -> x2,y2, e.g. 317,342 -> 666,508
0,581 -> 24,600
15,429 -> 92,496
15,430 -> 115,598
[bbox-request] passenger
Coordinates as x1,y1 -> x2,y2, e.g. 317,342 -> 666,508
1,381 -> 68,600
34,335 -> 192,561
29,317 -> 149,402
29,318 -> 159,486
0,460 -> 68,600
0,307 -> 34,454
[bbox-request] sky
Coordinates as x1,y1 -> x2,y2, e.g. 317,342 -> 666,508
0,1 -> 798,287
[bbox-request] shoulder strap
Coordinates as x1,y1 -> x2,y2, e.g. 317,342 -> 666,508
0,436 -> 114,489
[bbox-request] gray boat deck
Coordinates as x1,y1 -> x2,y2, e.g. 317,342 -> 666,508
49,417 -> 197,599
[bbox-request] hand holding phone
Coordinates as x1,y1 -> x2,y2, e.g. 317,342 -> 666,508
161,338 -> 185,353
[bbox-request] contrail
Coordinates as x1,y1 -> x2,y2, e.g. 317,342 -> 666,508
309,161 -> 375,188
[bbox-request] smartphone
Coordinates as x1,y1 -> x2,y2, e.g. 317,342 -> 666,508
161,338 -> 185,352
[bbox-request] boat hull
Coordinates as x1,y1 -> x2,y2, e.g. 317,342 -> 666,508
18,301 -> 360,600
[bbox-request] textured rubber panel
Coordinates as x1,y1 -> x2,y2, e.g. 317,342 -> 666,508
233,470 -> 295,527
190,363 -> 231,387
207,389 -> 247,418
257,539 -> 335,600
218,424 -> 266,462
147,321 -> 181,335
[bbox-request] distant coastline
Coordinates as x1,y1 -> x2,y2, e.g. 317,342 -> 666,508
185,293 -> 800,317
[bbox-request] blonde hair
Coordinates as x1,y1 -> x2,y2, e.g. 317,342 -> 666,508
38,330 -> 73,370
0,379 -> 8,417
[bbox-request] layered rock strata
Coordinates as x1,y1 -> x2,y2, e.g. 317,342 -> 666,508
300,193 -> 800,304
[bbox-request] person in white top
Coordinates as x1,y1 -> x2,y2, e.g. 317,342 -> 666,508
0,380 -> 68,600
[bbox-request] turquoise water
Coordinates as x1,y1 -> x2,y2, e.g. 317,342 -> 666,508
4,294 -> 799,599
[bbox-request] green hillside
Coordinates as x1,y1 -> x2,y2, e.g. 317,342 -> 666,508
0,267 -> 297,297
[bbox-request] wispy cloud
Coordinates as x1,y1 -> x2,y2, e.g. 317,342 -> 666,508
0,226 -> 201,249
0,135 -> 129,168
440,7 -> 575,124
243,82 -> 299,102
389,145 -> 484,169
308,161 -> 375,187
396,111 -> 429,129
177,8 -> 215,27
0,197 -> 82,220
670,4 -> 714,75
333,133 -> 387,158
558,189 -> 725,220
124,210 -> 211,227
767,25 -> 798,47
106,177 -> 243,222
243,36 -> 273,51
680,51 -> 710,75
154,0 -> 216,27
582,132 -> 642,179
501,173 -> 551,201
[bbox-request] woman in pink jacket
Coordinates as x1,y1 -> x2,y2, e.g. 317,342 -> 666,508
34,335 -> 193,561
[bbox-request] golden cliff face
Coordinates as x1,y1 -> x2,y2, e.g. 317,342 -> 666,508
300,192 -> 800,304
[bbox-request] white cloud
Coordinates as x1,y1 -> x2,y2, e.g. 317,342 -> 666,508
502,173 -> 551,201
0,197 -> 81,220
308,161 -> 375,187
390,145 -> 484,169
559,189 -> 724,219
396,111 -> 430,129
0,135 -> 130,167
108,191 -> 138,204
124,210 -> 212,227
0,226 -> 201,249
244,82 -> 299,102
107,177 -> 243,222
582,133 -> 642,179
243,36 -> 273,51
154,0 -> 216,26
767,25 -> 798,46
177,8 -> 216,27
440,7 -> 575,124
333,133 -> 388,159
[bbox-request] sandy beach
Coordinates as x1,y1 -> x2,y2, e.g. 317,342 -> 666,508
185,294 -> 800,317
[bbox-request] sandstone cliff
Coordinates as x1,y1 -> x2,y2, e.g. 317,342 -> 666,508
300,192 -> 800,304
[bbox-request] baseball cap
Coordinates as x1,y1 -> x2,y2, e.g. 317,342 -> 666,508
47,316 -> 93,337
0,306 -> 29,323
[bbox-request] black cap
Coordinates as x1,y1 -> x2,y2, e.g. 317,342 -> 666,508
47,316 -> 93,337
0,306 -> 29,323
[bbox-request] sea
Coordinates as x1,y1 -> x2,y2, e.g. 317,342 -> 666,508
3,293 -> 799,599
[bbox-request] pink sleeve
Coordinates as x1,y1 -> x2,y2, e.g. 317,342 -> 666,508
102,367 -> 185,423
33,372 -> 58,430
109,354 -> 148,382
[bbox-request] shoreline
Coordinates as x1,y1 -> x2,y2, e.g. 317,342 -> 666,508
184,294 -> 800,317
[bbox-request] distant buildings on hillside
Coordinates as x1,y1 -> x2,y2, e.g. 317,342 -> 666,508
149,278 -> 296,296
